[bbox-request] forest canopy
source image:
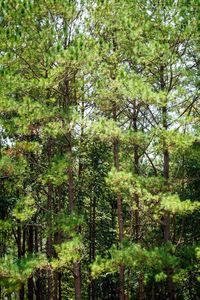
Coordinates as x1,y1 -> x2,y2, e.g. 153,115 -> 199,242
0,0 -> 200,299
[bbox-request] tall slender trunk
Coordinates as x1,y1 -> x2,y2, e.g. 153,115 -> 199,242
17,225 -> 24,300
26,136 -> 35,300
64,68 -> 81,300
58,187 -> 63,300
28,225 -> 34,300
133,102 -> 140,242
89,195 -> 96,300
47,180 -> 53,300
53,187 -> 62,300
133,102 -> 145,300
162,102 -> 176,300
35,227 -> 42,300
67,136 -> 81,300
47,140 -> 53,300
113,104 -> 125,300
19,285 -> 25,300
160,65 -> 176,299
66,107 -> 81,299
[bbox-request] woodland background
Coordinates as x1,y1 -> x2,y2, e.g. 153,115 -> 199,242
0,0 -> 200,299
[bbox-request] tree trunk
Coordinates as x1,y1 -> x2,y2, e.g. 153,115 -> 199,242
47,181 -> 53,300
28,225 -> 34,300
133,102 -> 145,300
47,140 -> 53,300
89,195 -> 96,300
67,132 -> 81,300
113,104 -> 125,300
74,262 -> 81,300
162,104 -> 176,300
17,225 -> 24,300
64,68 -> 82,300
53,185 -> 63,300
35,231 -> 42,300
133,102 -> 140,243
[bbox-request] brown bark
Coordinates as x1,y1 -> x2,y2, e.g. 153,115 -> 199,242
162,102 -> 176,300
66,135 -> 82,300
17,225 -> 24,300
74,262 -> 81,300
47,140 -> 53,300
159,64 -> 176,299
47,186 -> 53,258
64,67 -> 82,300
133,102 -> 145,300
133,102 -> 140,242
19,287 -> 25,300
35,227 -> 43,300
28,225 -> 34,300
113,104 -> 125,300
89,195 -> 96,300
53,186 -> 63,300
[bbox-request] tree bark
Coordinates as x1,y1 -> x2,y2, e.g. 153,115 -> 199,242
133,101 -> 140,243
71,205 -> 82,298
28,225 -> 34,300
162,103 -> 176,300
133,102 -> 145,300
35,227 -> 43,300
113,104 -> 125,300
47,140 -> 53,300
64,68 -> 82,300
17,225 -> 24,300
89,195 -> 96,300
67,130 -> 81,300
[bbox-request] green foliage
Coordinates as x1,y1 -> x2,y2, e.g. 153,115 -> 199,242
89,118 -> 122,142
106,168 -> 134,197
40,157 -> 68,186
92,242 -> 180,284
12,195 -> 36,222
53,213 -> 84,236
160,193 -> 200,215
0,254 -> 47,293
0,0 -> 199,298
52,236 -> 84,270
